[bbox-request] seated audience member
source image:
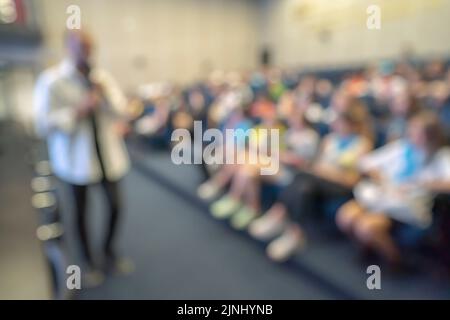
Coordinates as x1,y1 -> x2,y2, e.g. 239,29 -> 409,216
277,90 -> 296,120
186,87 -> 210,128
368,61 -> 406,119
187,57 -> 450,270
249,99 -> 373,262
207,105 -> 286,230
135,85 -> 174,147
197,106 -> 254,199
314,79 -> 334,108
306,86 -> 373,140
294,75 -> 317,110
274,111 -> 320,187
344,72 -> 369,99
385,85 -> 421,142
250,92 -> 277,121
267,69 -> 287,102
336,111 -> 450,268
207,108 -> 319,230
422,59 -> 446,82
426,80 -> 450,140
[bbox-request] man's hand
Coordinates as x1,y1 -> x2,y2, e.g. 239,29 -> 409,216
115,121 -> 131,137
77,89 -> 102,118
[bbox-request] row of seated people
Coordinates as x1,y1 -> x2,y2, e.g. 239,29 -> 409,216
133,58 -> 450,272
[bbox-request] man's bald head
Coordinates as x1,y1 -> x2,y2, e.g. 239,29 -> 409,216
65,30 -> 94,67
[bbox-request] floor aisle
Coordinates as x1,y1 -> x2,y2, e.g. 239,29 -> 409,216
75,164 -> 334,299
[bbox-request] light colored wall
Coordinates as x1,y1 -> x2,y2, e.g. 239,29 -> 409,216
35,0 -> 450,89
36,0 -> 260,90
6,0 -> 450,128
0,66 -> 36,131
258,0 -> 450,69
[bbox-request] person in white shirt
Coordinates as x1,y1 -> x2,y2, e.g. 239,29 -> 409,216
34,30 -> 131,284
336,111 -> 450,267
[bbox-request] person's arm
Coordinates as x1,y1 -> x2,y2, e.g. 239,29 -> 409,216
313,137 -> 373,188
309,136 -> 353,186
279,150 -> 307,167
357,140 -> 404,182
50,89 -> 101,131
93,69 -> 128,118
312,162 -> 360,188
418,149 -> 450,194
421,180 -> 450,194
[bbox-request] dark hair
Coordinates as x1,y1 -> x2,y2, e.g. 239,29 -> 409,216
409,110 -> 446,153
404,87 -> 423,119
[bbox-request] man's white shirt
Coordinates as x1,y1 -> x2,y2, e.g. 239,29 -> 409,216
34,60 -> 130,185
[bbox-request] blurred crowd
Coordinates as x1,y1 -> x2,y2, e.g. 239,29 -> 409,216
131,56 -> 450,273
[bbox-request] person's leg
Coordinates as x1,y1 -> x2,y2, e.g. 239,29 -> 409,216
229,166 -> 259,206
71,184 -> 92,267
265,174 -> 315,261
197,163 -> 238,200
228,166 -> 263,229
336,200 -> 365,235
353,213 -> 400,264
267,202 -> 288,217
228,167 -> 250,201
267,174 -> 353,262
210,164 -> 258,221
249,202 -> 288,240
266,221 -> 306,262
256,173 -> 315,238
280,172 -> 318,224
101,179 -> 121,261
248,170 -> 302,239
209,163 -> 238,188
243,174 -> 261,212
101,179 -> 135,275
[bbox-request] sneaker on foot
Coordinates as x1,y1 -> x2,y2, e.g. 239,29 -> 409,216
104,257 -> 135,276
266,230 -> 305,262
249,213 -> 287,241
230,206 -> 259,230
210,195 -> 241,219
197,181 -> 222,200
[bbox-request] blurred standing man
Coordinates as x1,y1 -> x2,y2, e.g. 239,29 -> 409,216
34,30 -> 131,286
